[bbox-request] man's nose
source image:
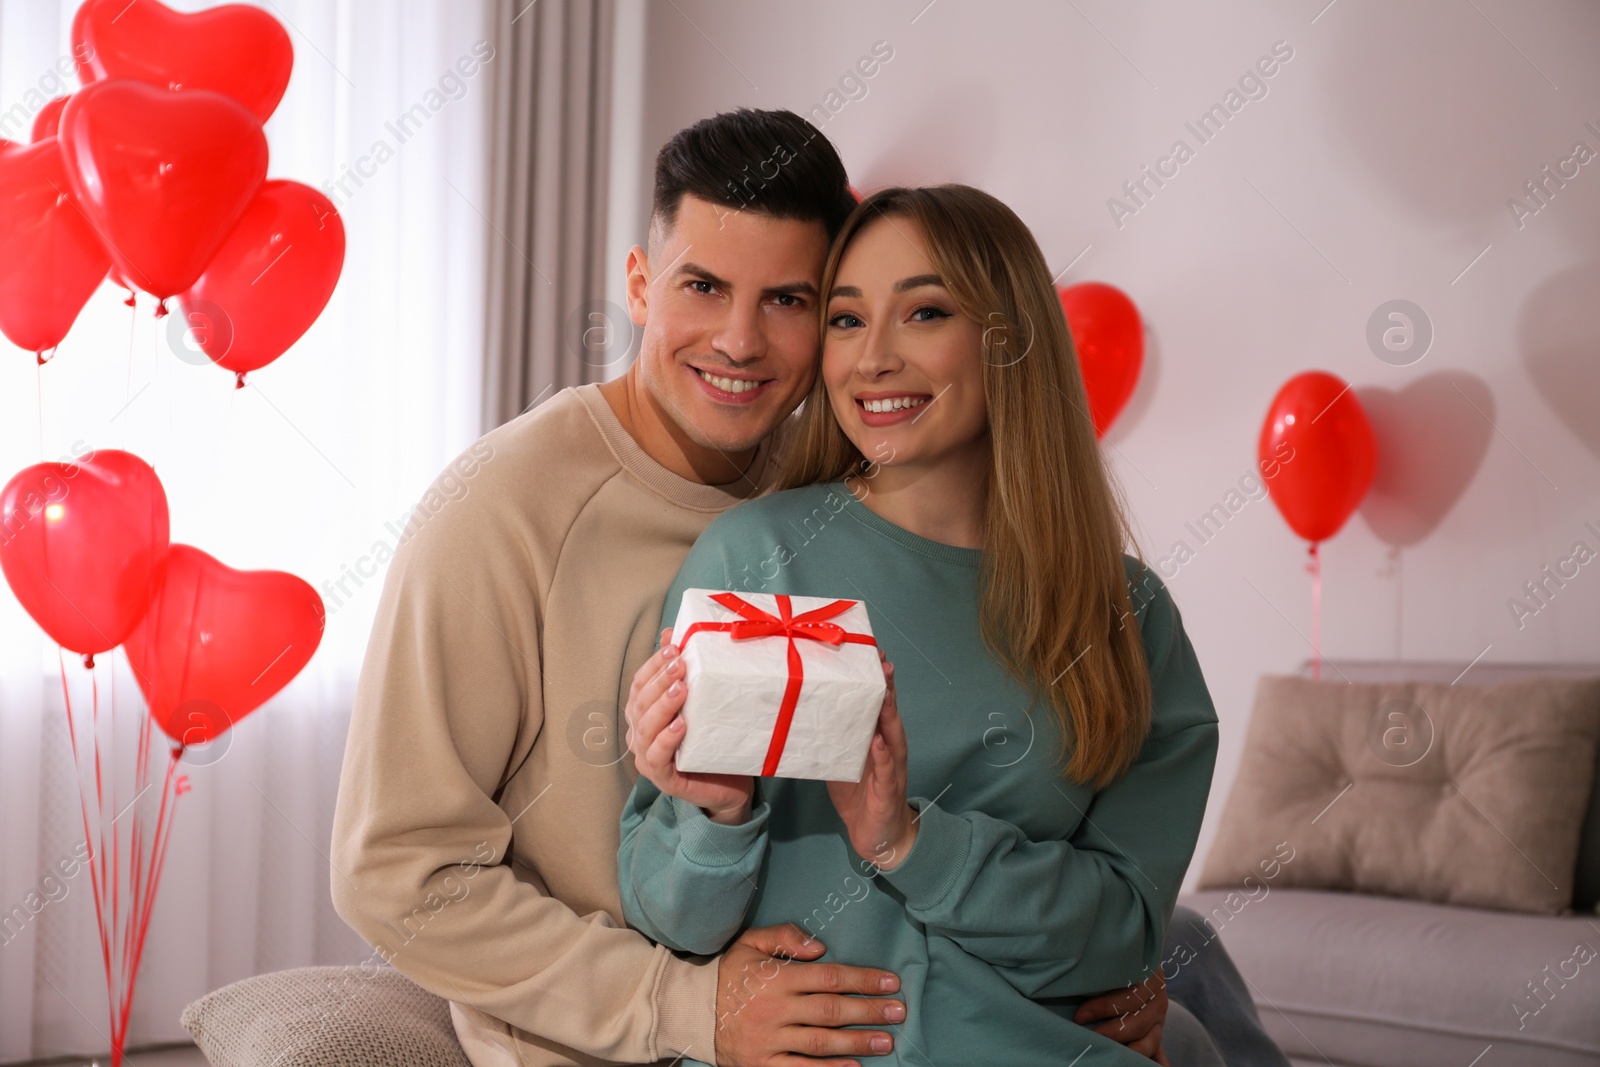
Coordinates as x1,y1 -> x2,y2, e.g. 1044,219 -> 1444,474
713,300 -> 765,363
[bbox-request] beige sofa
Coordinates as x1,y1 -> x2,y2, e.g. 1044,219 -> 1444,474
1178,658 -> 1600,1067
182,658 -> 1600,1067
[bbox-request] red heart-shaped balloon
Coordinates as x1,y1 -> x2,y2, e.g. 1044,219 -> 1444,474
179,180 -> 346,385
1059,282 -> 1144,439
124,544 -> 324,747
72,0 -> 293,124
59,79 -> 268,299
32,96 -> 68,141
1258,371 -> 1378,543
0,449 -> 169,656
0,137 -> 114,356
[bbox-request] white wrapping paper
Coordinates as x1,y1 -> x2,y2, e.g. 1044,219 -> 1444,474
669,588 -> 886,781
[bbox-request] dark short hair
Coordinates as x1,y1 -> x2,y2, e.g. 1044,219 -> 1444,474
650,108 -> 855,248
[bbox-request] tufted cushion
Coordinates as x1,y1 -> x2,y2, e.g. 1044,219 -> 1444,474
180,963 -> 472,1067
1198,673 -> 1600,915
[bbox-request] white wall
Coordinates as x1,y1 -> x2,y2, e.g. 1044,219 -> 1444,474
630,0 -> 1600,887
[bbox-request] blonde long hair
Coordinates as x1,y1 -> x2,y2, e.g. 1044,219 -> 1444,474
779,184 -> 1154,788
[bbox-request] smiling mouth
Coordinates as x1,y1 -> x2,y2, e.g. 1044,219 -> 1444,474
692,366 -> 771,394
857,395 -> 931,413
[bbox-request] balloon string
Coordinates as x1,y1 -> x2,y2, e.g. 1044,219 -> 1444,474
133,755 -> 179,964
123,297 -> 137,451
35,357 -> 44,462
88,654 -> 110,976
136,691 -> 154,904
91,658 -> 109,963
1307,542 -> 1322,679
58,649 -> 113,1033
161,302 -> 171,477
211,378 -> 240,503
93,659 -> 124,1054
122,750 -> 184,1061
123,707 -> 153,998
119,684 -> 138,1016
98,659 -> 123,1046
115,640 -> 156,1064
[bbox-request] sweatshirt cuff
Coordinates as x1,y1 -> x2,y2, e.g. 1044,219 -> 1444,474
654,948 -> 721,1065
878,796 -> 971,909
671,794 -> 770,868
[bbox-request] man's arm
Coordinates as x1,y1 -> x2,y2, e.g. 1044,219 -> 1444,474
329,476 -> 715,1064
1075,970 -> 1172,1063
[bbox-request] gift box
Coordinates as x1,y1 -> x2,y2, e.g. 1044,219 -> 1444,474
668,588 -> 887,781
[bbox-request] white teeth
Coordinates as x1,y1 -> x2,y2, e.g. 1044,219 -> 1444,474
696,369 -> 763,394
862,396 -> 929,413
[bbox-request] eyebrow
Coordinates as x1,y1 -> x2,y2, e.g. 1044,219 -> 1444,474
674,261 -> 819,299
828,273 -> 946,300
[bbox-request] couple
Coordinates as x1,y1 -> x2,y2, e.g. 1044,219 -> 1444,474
332,107 -> 1287,1067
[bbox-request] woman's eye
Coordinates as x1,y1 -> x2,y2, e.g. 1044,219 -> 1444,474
828,311 -> 864,329
910,305 -> 950,323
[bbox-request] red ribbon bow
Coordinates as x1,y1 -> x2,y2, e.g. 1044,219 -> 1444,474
677,593 -> 876,776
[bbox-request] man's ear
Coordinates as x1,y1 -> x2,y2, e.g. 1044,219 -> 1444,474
624,245 -> 650,329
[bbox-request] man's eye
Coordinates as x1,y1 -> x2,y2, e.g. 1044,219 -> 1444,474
773,293 -> 804,308
689,280 -> 715,295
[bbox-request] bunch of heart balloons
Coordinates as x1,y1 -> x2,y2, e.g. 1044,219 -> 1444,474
0,5 -> 337,1061
0,448 -> 325,751
0,448 -> 324,1067
0,0 -> 345,387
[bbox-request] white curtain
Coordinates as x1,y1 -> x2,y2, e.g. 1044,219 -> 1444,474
0,0 -> 494,1059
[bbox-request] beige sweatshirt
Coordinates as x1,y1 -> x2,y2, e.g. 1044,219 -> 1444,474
330,383 -> 782,1067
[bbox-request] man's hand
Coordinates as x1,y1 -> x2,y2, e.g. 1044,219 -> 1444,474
1073,969 -> 1170,1065
714,923 -> 905,1067
625,627 -> 754,823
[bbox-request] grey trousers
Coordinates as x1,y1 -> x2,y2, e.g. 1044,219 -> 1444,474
1164,1002 -> 1227,1067
1161,904 -> 1292,1067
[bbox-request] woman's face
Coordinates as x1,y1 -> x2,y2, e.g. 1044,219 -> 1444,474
822,215 -> 988,471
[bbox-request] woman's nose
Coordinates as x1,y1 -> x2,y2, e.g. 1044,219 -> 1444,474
855,323 -> 903,378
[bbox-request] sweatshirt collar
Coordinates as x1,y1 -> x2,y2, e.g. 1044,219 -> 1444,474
575,383 -> 777,512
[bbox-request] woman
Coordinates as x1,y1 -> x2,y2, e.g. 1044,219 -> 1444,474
617,184 -> 1218,1067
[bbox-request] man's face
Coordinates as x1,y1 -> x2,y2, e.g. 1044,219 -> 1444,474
627,194 -> 830,455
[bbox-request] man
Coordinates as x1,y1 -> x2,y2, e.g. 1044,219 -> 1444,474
331,107 -> 1278,1067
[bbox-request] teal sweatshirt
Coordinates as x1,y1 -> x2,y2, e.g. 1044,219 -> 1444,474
617,482 -> 1219,1067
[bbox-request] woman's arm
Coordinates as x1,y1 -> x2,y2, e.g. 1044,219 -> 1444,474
876,572 -> 1219,999
616,775 -> 771,955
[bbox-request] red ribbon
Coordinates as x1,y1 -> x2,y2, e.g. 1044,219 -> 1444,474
677,593 -> 877,776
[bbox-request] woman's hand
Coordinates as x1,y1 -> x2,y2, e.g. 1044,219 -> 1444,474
625,627 -> 755,824
827,652 -> 917,869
